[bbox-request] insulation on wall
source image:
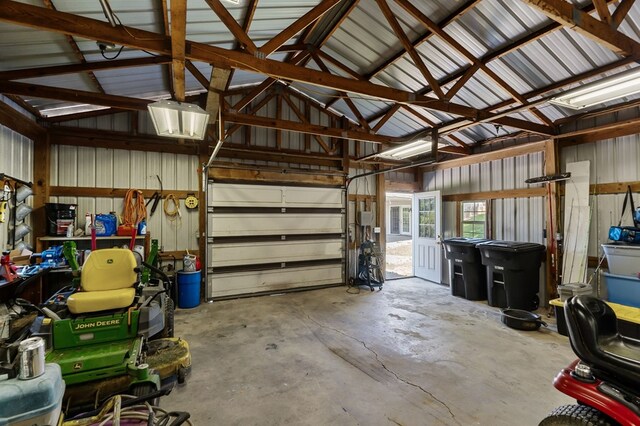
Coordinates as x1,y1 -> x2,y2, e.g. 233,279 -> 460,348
0,123 -> 34,249
48,145 -> 200,253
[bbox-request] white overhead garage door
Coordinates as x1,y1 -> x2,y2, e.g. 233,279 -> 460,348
206,182 -> 345,299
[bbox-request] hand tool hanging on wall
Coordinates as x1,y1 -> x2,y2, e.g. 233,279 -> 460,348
0,181 -> 11,223
145,175 -> 163,217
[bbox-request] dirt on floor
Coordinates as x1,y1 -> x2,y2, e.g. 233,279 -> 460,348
386,239 -> 412,279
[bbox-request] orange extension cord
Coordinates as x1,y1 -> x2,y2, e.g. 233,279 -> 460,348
123,189 -> 147,226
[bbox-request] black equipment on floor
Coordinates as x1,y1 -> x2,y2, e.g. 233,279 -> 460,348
355,241 -> 384,291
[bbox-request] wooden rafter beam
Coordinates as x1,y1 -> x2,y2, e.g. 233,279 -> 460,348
0,1 -> 553,136
282,92 -> 333,153
395,0 -> 525,104
258,0 -> 341,56
225,0 -> 258,91
593,0 -> 612,23
366,0 -> 480,80
612,0 -> 636,30
376,0 -> 445,99
170,0 -> 187,101
0,100 -> 46,140
205,67 -> 231,122
0,81 -> 150,111
365,1 -> 611,125
371,104 -> 400,133
231,51 -> 310,112
185,61 -> 209,89
311,52 -> 370,130
42,0 -> 105,94
522,0 -> 640,57
204,0 -> 257,54
224,111 -> 410,144
445,63 -> 480,100
0,56 -> 171,81
225,93 -> 277,139
315,49 -> 362,80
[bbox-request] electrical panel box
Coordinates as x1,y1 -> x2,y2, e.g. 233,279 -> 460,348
357,211 -> 374,226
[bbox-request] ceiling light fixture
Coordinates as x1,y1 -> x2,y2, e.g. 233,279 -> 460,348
377,139 -> 438,160
147,100 -> 210,140
550,67 -> 640,110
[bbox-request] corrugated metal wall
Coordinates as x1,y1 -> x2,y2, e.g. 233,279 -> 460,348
561,136 -> 640,259
49,144 -> 200,252
423,152 -> 545,243
52,114 -> 200,252
0,122 -> 34,249
422,152 -> 545,290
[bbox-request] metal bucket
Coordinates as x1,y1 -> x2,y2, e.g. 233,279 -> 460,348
18,337 -> 45,380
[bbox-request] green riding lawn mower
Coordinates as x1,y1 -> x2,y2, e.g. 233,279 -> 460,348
0,241 -> 192,421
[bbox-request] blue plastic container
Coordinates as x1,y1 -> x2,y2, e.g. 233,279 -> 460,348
604,272 -> 640,308
177,270 -> 201,309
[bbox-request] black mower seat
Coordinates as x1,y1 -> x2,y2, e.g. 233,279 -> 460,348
565,296 -> 640,385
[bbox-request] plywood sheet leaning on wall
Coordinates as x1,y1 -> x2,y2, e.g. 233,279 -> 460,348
562,161 -> 591,284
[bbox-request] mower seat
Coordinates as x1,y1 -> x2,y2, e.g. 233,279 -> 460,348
565,295 -> 640,387
67,249 -> 138,314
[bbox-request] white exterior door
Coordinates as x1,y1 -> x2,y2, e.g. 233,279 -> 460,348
413,191 -> 442,283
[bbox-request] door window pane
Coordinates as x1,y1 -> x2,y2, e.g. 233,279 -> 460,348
418,196 -> 436,239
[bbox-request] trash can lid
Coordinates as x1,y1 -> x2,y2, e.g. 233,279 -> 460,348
443,237 -> 490,247
476,240 -> 545,252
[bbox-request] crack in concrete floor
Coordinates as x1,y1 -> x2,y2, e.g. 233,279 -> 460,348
301,309 -> 459,425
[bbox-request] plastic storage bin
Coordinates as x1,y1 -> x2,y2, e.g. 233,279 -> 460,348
177,270 -> 201,308
477,241 -> 546,311
558,283 -> 593,302
602,244 -> 640,276
443,238 -> 489,300
604,272 -> 640,308
0,363 -> 65,426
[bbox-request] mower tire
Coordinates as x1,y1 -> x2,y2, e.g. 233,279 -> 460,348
161,297 -> 175,338
130,383 -> 160,407
539,404 -> 613,425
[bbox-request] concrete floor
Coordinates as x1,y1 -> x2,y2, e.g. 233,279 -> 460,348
163,278 -> 575,425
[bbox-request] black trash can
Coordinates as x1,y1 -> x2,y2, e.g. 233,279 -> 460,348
443,238 -> 489,300
477,241 -> 546,311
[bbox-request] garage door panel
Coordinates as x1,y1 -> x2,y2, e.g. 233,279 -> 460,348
208,183 -> 283,207
208,265 -> 343,298
284,187 -> 344,208
207,182 -> 345,298
209,213 -> 343,236
208,239 -> 343,267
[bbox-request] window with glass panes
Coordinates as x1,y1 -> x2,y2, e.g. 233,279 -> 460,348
418,197 -> 436,239
461,201 -> 486,238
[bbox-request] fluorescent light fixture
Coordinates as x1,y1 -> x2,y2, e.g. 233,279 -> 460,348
147,100 -> 210,140
550,67 -> 640,110
378,140 -> 435,160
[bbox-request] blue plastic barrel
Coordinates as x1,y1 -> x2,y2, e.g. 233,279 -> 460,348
177,270 -> 201,309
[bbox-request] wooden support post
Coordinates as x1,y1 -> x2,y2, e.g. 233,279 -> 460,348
377,172 -> 386,277
32,133 -> 51,238
545,138 -> 559,301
